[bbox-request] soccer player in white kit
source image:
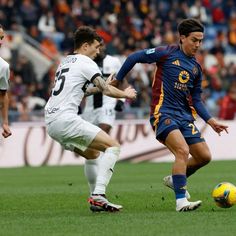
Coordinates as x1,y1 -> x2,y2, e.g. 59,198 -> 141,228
82,42 -> 124,211
44,26 -> 137,212
0,25 -> 11,139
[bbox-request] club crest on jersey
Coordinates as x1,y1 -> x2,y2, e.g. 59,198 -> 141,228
146,48 -> 155,54
178,70 -> 190,84
164,118 -> 171,125
192,66 -> 198,75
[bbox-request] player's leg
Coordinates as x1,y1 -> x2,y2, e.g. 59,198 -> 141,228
151,115 -> 191,201
77,129 -> 121,212
164,141 -> 211,199
179,121 -> 211,177
85,104 -> 117,211
187,141 -> 211,177
82,108 -> 101,195
87,129 -> 120,192
73,147 -> 100,194
164,130 -> 202,211
83,123 -> 112,193
73,127 -> 120,191
49,116 -> 122,212
84,155 -> 101,194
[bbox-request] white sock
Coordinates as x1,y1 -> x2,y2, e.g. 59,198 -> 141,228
93,146 -> 120,195
176,198 -> 189,207
84,154 -> 102,194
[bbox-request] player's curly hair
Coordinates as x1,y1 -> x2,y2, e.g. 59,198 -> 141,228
178,18 -> 204,36
74,26 -> 102,49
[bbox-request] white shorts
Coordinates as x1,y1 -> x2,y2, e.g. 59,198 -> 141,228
82,104 -> 116,127
46,114 -> 101,152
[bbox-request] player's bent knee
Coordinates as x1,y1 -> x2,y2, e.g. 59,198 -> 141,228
74,147 -> 100,160
88,151 -> 100,160
175,146 -> 189,160
202,153 -> 212,165
105,146 -> 121,159
109,139 -> 120,148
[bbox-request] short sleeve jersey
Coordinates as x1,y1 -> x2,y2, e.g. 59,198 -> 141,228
0,57 -> 10,90
45,54 -> 101,123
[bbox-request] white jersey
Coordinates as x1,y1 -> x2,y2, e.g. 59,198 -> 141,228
84,55 -> 122,110
45,54 -> 101,124
0,57 -> 10,90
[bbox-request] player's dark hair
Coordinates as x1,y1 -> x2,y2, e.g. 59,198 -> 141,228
178,18 -> 204,37
74,26 -> 102,49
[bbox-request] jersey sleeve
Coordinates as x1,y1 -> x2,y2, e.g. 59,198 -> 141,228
191,66 -> 212,122
116,46 -> 170,81
0,62 -> 10,90
80,58 -> 102,82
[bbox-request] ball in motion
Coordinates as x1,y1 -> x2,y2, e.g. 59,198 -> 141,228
212,182 -> 236,208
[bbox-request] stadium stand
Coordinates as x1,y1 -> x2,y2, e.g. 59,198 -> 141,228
0,0 -> 236,121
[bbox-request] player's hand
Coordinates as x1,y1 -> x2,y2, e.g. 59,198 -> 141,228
124,86 -> 137,99
109,77 -> 121,88
2,123 -> 12,138
106,73 -> 115,85
114,100 -> 125,112
207,118 -> 228,136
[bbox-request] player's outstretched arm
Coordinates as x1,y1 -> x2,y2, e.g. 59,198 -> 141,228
84,74 -> 114,96
84,86 -> 101,96
207,117 -> 228,136
93,76 -> 137,99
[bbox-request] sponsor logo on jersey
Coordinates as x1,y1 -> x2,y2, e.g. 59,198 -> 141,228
178,70 -> 190,84
46,107 -> 60,114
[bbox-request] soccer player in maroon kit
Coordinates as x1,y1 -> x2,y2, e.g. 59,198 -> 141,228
219,85 -> 236,120
114,18 -> 228,211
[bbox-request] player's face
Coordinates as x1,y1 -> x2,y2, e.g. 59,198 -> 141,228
86,40 -> 101,60
0,27 -> 4,48
94,42 -> 106,62
98,42 -> 106,59
181,32 -> 203,57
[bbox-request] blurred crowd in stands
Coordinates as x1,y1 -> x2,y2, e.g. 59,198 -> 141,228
0,0 -> 236,121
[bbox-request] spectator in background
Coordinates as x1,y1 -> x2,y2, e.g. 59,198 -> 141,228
1,0 -> 236,122
218,82 -> 236,120
14,55 -> 37,86
189,0 -> 209,24
20,0 -> 38,28
27,25 -> 42,43
211,2 -> 226,25
38,10 -> 56,34
228,11 -> 236,47
40,36 -> 60,59
38,10 -> 64,50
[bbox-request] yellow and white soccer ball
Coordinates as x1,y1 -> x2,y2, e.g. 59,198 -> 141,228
212,182 -> 236,208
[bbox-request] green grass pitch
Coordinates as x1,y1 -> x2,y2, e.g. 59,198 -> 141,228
0,160 -> 236,236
